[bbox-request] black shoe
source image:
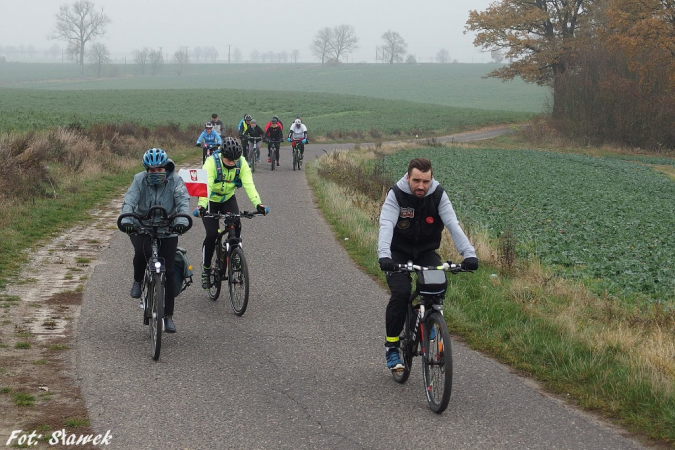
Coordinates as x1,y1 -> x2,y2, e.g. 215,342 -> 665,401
276,161 -> 279,166
164,316 -> 176,333
130,281 -> 141,298
201,267 -> 211,289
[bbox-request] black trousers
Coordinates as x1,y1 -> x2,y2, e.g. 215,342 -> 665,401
201,196 -> 240,269
267,141 -> 281,162
130,235 -> 178,316
385,250 -> 442,347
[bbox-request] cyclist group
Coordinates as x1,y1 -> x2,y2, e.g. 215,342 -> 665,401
120,115 -> 479,372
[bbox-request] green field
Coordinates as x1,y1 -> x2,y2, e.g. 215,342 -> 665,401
0,62 -> 548,112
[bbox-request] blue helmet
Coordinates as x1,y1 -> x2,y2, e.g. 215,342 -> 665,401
142,148 -> 168,169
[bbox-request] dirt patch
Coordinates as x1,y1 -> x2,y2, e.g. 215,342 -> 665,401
0,196 -> 121,449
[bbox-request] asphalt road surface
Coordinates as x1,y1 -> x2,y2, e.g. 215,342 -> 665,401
77,130 -> 645,450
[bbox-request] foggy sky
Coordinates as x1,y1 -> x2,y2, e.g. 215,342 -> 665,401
0,0 -> 496,63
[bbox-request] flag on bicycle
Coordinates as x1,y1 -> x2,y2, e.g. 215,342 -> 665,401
178,169 -> 207,197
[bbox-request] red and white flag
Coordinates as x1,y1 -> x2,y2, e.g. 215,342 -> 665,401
178,169 -> 207,197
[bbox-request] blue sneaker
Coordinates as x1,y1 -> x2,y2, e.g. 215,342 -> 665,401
386,348 -> 404,370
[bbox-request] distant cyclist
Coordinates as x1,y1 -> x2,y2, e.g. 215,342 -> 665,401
211,113 -> 225,138
264,115 -> 284,133
264,117 -> 284,166
243,118 -> 265,163
194,137 -> 269,289
286,118 -> 308,160
378,157 -> 479,369
120,148 -> 191,333
196,122 -> 223,164
238,114 -> 252,152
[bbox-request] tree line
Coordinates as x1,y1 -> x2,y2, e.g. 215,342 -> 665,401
466,0 -> 675,149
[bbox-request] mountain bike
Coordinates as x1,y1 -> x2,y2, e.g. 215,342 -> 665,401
246,136 -> 263,173
202,210 -> 264,315
290,139 -> 304,171
117,206 -> 193,361
388,260 -> 472,413
266,139 -> 282,171
196,143 -> 221,165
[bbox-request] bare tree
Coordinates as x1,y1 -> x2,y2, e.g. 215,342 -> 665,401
86,42 -> 110,77
192,46 -> 203,62
148,49 -> 164,75
310,27 -> 333,64
405,54 -> 417,64
436,48 -> 450,63
279,51 -> 289,63
172,49 -> 189,75
490,48 -> 504,64
233,48 -> 242,63
291,49 -> 300,63
50,1 -> 111,74
133,47 -> 150,74
250,50 -> 260,63
381,30 -> 407,64
330,24 -> 359,62
203,46 -> 219,62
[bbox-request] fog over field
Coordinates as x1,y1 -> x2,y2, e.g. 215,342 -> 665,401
1,0 -> 496,63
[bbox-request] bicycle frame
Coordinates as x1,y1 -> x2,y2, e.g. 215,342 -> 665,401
267,139 -> 282,171
291,139 -> 303,171
246,136 -> 262,172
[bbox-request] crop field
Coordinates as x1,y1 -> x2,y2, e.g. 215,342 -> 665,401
0,62 -> 548,112
0,87 -> 532,136
381,148 -> 675,304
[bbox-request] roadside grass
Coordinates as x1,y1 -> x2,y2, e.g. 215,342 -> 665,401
307,145 -> 675,445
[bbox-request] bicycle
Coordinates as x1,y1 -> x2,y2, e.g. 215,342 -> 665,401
266,139 -> 282,171
117,206 -> 193,361
387,260 -> 472,413
246,136 -> 263,173
290,139 -> 304,171
202,210 -> 264,315
196,143 -> 220,165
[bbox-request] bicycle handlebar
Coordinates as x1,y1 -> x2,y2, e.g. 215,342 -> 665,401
117,205 -> 193,235
196,143 -> 220,148
202,210 -> 264,220
396,261 -> 473,274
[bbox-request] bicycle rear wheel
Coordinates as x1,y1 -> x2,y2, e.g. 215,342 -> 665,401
208,243 -> 225,301
228,247 -> 249,316
149,273 -> 164,361
422,311 -> 453,413
392,305 -> 414,383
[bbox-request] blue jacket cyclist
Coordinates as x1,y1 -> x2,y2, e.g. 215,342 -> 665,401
195,137 -> 269,289
120,148 -> 191,333
196,122 -> 223,164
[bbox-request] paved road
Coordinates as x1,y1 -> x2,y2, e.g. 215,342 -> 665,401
77,130 -> 645,449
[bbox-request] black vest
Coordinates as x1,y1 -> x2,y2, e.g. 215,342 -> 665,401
390,184 -> 445,259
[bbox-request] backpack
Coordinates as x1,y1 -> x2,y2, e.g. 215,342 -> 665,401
213,153 -> 242,187
174,247 -> 193,296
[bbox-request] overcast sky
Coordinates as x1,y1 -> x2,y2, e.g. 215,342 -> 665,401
0,0 -> 496,63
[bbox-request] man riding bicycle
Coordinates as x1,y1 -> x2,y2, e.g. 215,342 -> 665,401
264,117 -> 284,166
378,157 -> 479,369
286,118 -> 308,160
238,114 -> 253,155
243,118 -> 265,163
194,137 -> 269,289
196,122 -> 223,164
120,148 -> 191,333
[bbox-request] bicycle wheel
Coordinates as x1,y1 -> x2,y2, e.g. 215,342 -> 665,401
149,273 -> 164,361
297,148 -> 303,170
208,243 -> 225,301
249,147 -> 256,173
270,146 -> 275,171
392,305 -> 414,383
292,146 -> 297,171
228,247 -> 249,316
422,311 -> 453,413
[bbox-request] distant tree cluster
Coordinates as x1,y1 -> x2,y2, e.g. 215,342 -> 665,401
310,24 -> 359,64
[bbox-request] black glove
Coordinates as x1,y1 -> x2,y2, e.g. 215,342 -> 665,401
379,257 -> 398,272
173,224 -> 187,235
122,224 -> 137,235
461,257 -> 479,271
256,204 -> 269,215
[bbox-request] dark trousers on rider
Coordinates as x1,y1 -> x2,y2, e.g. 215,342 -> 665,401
384,250 -> 442,348
268,141 -> 280,162
201,196 -> 241,269
130,235 -> 178,316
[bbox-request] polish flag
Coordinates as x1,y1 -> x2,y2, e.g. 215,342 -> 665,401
178,169 -> 207,197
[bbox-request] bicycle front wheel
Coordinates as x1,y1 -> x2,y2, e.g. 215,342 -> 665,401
270,146 -> 275,171
292,147 -> 297,171
149,273 -> 164,361
248,146 -> 256,173
422,311 -> 453,413
208,243 -> 225,301
297,148 -> 303,170
228,247 -> 249,316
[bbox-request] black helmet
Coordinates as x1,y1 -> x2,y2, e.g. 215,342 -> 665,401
271,117 -> 278,124
244,114 -> 252,121
221,137 -> 242,160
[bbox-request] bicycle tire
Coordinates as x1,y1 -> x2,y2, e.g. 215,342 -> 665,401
422,311 -> 453,413
297,148 -> 303,170
208,243 -> 225,301
392,305 -> 413,383
149,272 -> 164,361
249,146 -> 256,173
270,146 -> 275,171
292,146 -> 297,171
228,247 -> 249,316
